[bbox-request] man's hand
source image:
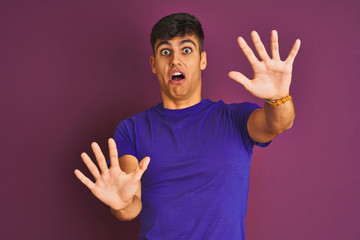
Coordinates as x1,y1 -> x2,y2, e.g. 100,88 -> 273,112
228,30 -> 300,100
74,138 -> 150,211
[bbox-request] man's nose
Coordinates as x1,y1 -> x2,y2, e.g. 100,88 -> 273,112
170,52 -> 182,66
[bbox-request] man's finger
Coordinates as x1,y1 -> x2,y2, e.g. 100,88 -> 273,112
108,138 -> 120,169
251,31 -> 270,61
228,71 -> 252,92
270,30 -> 280,60
285,39 -> 301,65
81,152 -> 101,179
237,36 -> 258,66
74,169 -> 95,190
133,157 -> 150,181
91,142 -> 109,174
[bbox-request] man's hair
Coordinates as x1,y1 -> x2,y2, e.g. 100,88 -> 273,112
150,13 -> 204,54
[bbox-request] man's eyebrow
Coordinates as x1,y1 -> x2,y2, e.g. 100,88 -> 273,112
179,39 -> 197,48
155,41 -> 171,53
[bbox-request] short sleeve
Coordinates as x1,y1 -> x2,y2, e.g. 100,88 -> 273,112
107,118 -> 137,167
113,118 -> 137,157
230,102 -> 271,149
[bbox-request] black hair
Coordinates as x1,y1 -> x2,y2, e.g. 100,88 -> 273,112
150,13 -> 204,54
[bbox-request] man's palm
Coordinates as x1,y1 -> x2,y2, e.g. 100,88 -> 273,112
229,30 -> 301,100
74,138 -> 150,211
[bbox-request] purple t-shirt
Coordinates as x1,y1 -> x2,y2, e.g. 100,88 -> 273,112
113,99 -> 269,240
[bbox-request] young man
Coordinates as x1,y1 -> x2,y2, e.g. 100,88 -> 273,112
74,13 -> 300,239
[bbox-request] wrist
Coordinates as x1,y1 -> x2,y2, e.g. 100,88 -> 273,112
113,196 -> 134,212
110,196 -> 141,221
265,94 -> 292,106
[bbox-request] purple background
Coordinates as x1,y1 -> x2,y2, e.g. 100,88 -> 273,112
1,0 -> 359,239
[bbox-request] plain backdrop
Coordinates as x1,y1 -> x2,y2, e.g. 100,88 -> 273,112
1,0 -> 359,239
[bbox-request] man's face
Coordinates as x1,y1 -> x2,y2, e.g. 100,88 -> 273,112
150,35 -> 207,108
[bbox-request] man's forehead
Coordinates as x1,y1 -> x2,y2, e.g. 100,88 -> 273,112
154,35 -> 199,50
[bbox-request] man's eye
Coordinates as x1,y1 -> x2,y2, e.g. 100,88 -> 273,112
183,47 -> 192,54
160,49 -> 170,55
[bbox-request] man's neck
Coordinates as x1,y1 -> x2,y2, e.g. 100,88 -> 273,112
162,96 -> 202,110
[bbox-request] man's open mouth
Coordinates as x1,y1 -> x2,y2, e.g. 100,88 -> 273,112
171,72 -> 185,81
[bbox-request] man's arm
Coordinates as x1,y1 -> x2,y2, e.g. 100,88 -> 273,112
74,139 -> 150,221
247,99 -> 295,143
228,30 -> 300,142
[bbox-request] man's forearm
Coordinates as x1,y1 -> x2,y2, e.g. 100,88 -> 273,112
264,99 -> 295,134
110,195 -> 142,221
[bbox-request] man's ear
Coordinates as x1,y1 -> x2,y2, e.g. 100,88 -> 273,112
150,56 -> 157,74
200,51 -> 207,70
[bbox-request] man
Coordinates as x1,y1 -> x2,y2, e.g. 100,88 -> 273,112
74,13 -> 300,239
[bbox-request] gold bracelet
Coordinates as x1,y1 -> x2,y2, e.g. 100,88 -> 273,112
265,95 -> 292,106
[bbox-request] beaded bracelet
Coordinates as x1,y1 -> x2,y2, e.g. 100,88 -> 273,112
265,95 -> 292,106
